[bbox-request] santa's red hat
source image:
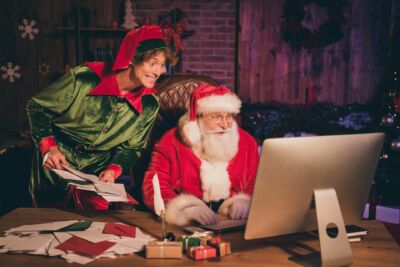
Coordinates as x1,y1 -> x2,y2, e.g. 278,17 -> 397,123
112,25 -> 167,71
189,84 -> 241,120
180,84 -> 241,148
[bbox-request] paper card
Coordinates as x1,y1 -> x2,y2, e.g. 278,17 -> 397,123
0,236 -> 15,247
28,237 -> 53,256
95,183 -> 127,197
4,234 -> 54,252
70,230 -> 117,243
119,237 -> 152,251
103,222 -> 136,238
56,221 -> 92,232
52,169 -> 86,182
53,232 -> 73,243
105,243 -> 139,255
99,194 -> 129,203
135,228 -> 156,241
62,165 -> 99,183
75,184 -> 97,192
87,222 -> 106,232
56,236 -> 116,257
47,238 -> 65,257
5,220 -> 78,234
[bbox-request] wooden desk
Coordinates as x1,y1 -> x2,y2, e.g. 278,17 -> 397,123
0,208 -> 399,266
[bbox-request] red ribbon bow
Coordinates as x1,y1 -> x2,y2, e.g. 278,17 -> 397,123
161,20 -> 185,53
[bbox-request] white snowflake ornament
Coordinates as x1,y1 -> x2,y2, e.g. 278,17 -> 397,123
1,62 -> 21,83
38,63 -> 50,76
18,19 -> 39,40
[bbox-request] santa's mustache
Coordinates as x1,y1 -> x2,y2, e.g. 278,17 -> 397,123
203,128 -> 232,134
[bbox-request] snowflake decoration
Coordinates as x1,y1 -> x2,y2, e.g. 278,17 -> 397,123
18,19 -> 39,40
1,62 -> 21,83
38,63 -> 50,76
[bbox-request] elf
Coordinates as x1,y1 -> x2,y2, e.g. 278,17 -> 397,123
27,25 -> 175,209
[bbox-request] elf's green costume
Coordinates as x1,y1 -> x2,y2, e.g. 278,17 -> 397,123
26,26 -> 167,209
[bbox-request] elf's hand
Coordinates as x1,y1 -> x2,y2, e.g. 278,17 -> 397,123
43,146 -> 69,170
99,169 -> 116,183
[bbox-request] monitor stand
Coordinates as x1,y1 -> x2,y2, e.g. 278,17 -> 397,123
314,188 -> 353,266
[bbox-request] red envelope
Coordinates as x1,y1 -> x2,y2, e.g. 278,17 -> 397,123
55,236 -> 115,257
127,193 -> 139,205
103,222 -> 136,238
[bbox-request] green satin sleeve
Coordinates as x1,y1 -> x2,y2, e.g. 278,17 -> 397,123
26,70 -> 77,145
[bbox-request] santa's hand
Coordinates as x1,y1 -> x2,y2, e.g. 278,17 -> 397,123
182,204 -> 217,225
99,169 -> 116,183
229,198 -> 251,220
43,146 -> 69,170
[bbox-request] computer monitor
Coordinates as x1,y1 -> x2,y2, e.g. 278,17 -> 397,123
244,133 -> 384,266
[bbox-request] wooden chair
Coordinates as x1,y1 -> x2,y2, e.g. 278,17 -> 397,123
130,73 -> 219,209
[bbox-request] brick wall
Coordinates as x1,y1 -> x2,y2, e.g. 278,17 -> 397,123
132,0 -> 236,90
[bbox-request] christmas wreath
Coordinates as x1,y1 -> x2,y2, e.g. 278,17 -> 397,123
281,0 -> 347,51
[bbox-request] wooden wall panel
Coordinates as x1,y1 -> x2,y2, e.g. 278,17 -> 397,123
0,0 -> 236,130
238,0 -> 393,105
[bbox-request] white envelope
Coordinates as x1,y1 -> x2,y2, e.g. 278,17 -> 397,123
69,230 -> 118,243
5,220 -> 78,234
4,234 -> 54,252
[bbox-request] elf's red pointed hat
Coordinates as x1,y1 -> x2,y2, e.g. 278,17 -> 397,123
112,25 -> 167,71
188,84 -> 242,120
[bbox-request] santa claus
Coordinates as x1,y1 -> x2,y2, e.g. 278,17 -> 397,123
142,84 -> 259,226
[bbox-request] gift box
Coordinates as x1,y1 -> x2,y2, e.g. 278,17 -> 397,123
187,245 -> 217,260
146,241 -> 182,259
206,235 -> 222,246
177,236 -> 201,252
199,235 -> 213,246
208,241 -> 231,256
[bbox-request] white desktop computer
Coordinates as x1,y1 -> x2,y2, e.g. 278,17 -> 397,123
245,133 -> 384,266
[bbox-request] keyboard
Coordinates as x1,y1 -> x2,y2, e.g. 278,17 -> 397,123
200,219 -> 247,232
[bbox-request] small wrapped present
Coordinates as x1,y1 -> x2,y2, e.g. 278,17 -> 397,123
199,235 -> 213,246
177,236 -> 201,252
187,245 -> 217,260
208,241 -> 231,256
146,241 -> 182,259
206,235 -> 222,246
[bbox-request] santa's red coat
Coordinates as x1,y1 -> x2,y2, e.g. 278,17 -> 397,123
142,125 -> 259,225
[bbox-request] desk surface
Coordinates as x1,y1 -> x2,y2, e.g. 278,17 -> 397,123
0,208 -> 399,267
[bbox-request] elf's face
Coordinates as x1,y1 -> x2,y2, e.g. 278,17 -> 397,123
133,51 -> 167,88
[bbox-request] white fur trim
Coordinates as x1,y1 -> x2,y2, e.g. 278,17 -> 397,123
165,194 -> 205,226
178,113 -> 201,148
200,161 -> 231,202
218,193 -> 251,216
197,94 -> 241,115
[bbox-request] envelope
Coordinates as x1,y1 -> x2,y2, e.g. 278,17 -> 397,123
55,236 -> 116,257
103,222 -> 136,238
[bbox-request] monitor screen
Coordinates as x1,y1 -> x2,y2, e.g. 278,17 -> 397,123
245,133 -> 384,240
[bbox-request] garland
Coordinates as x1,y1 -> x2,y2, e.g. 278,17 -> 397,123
281,0 -> 347,51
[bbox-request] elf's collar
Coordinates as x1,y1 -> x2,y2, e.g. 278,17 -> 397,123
86,62 -> 156,114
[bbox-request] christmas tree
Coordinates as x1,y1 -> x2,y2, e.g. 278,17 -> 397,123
373,70 -> 400,206
122,0 -> 137,29
371,15 -> 400,206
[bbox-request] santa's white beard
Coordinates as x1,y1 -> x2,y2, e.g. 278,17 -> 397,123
199,121 -> 239,163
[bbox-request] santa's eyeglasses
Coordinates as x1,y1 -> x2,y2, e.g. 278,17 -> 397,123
200,112 -> 235,123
